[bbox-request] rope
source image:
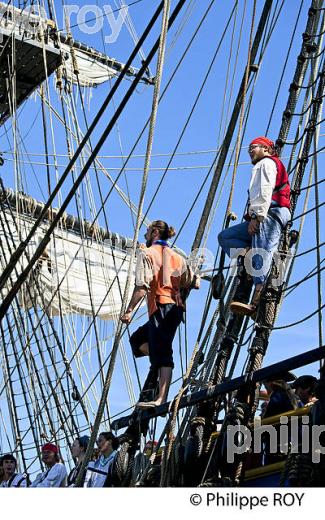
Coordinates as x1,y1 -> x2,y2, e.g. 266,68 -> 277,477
63,89 -> 112,423
216,1 -> 240,151
4,141 -> 325,160
277,0 -> 322,149
191,0 -> 273,251
265,0 -> 304,134
273,304 -> 325,330
291,200 -> 325,222
225,0 -> 256,215
295,241 -> 325,258
142,0 -> 236,225
160,341 -> 200,486
0,0 -> 168,310
0,198 -> 81,458
74,0 -> 173,486
37,92 -> 149,225
300,176 -> 325,191
312,104 -> 324,356
285,260 -> 325,292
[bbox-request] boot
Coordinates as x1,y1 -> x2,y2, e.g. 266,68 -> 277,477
230,284 -> 263,317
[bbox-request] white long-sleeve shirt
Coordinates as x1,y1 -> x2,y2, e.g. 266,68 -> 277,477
83,451 -> 116,488
0,473 -> 27,487
31,463 -> 67,487
248,157 -> 277,221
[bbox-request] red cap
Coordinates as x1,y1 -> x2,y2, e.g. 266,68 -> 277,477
250,136 -> 274,149
144,440 -> 158,451
42,443 -> 59,454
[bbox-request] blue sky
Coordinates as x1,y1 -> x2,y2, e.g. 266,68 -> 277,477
0,0 -> 324,468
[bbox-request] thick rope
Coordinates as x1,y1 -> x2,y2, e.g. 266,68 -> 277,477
74,0 -> 172,487
159,341 -> 200,486
191,0 -> 273,252
225,0 -> 257,216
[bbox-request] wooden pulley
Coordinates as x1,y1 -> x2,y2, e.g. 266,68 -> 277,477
211,270 -> 225,300
289,229 -> 299,248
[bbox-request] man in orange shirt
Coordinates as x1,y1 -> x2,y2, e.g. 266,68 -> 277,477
121,220 -> 188,408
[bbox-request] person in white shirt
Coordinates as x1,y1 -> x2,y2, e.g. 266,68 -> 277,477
218,136 -> 291,316
0,454 -> 27,487
84,432 -> 118,487
31,443 -> 67,487
67,435 -> 90,487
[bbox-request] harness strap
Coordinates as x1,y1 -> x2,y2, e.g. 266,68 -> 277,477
268,208 -> 286,229
37,468 -> 51,484
6,474 -> 25,487
273,181 -> 288,194
88,466 -> 109,476
7,474 -> 16,487
16,476 -> 26,487
67,465 -> 79,486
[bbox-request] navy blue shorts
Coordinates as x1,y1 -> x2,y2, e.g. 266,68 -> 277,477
129,304 -> 183,369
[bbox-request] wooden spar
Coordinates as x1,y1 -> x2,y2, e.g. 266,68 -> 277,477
0,183 -> 133,251
111,345 -> 325,431
57,33 -> 154,85
0,182 -> 196,268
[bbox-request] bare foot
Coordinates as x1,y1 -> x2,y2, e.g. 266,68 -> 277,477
136,399 -> 165,409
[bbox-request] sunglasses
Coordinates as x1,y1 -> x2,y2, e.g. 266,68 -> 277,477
248,144 -> 262,152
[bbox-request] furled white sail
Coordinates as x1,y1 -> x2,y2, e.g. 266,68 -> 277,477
61,44 -> 119,87
0,211 -> 136,320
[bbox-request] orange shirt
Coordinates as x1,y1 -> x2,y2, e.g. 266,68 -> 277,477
136,244 -> 186,316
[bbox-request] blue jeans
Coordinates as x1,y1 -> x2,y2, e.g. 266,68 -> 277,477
218,206 -> 291,285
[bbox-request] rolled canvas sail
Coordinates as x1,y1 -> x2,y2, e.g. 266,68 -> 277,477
0,211 -> 136,319
62,44 -> 119,87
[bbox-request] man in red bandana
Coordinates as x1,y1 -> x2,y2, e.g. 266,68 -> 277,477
31,443 -> 67,487
218,136 -> 291,316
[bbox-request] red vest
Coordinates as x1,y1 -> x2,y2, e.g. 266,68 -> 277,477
267,155 -> 291,209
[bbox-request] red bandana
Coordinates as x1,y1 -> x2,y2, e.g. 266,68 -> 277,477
42,443 -> 59,454
250,136 -> 274,148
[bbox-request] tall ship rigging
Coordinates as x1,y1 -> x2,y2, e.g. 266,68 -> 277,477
0,0 -> 324,487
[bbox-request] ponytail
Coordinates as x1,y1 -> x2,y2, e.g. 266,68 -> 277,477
151,220 -> 176,240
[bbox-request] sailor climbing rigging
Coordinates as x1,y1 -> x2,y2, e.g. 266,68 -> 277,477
218,136 -> 291,316
121,220 -> 193,408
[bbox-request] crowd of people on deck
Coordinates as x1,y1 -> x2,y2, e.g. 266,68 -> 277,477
261,374 -> 318,419
0,431 -> 119,488
0,374 -> 319,487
